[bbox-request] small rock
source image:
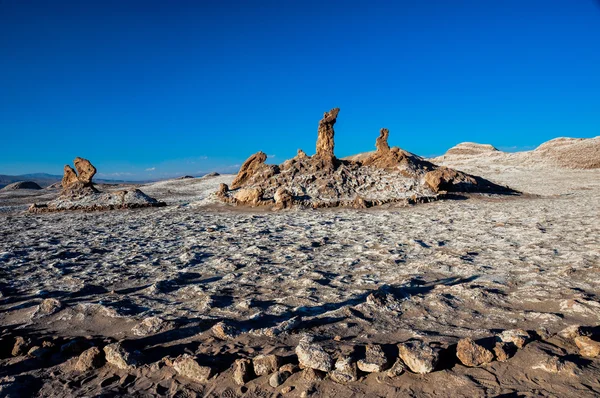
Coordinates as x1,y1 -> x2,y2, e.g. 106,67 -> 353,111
233,358 -> 254,385
498,329 -> 530,348
34,298 -> 62,317
357,344 -> 390,373
172,355 -> 212,383
398,341 -> 439,374
295,335 -> 333,372
493,342 -> 510,362
329,356 -> 357,384
574,336 -> 600,358
281,385 -> 294,394
456,338 -> 494,367
12,337 -> 30,356
532,355 -> 577,375
269,370 -> 290,387
558,325 -> 586,340
103,343 -> 138,370
253,354 -> 281,376
386,358 -> 406,377
74,346 -> 104,372
132,316 -> 170,337
302,367 -> 325,381
279,363 -> 299,374
212,321 -> 237,340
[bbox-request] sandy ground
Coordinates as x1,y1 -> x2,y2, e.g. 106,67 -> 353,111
0,165 -> 599,397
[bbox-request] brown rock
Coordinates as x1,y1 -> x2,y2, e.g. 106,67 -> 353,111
279,363 -> 299,374
493,342 -> 510,362
357,344 -> 390,373
269,370 -> 290,387
296,149 -> 308,159
295,335 -> 334,372
103,343 -> 138,370
274,188 -> 293,209
315,108 -> 340,162
234,187 -> 264,206
456,338 -> 494,367
498,329 -> 530,349
211,321 -> 237,340
12,337 -> 30,356
253,354 -> 281,376
398,341 -> 439,374
329,356 -> 357,384
74,346 -> 104,372
233,358 -> 254,385
424,167 -> 476,193
62,165 -> 79,188
375,128 -> 391,153
301,367 -> 325,382
217,183 -> 229,196
574,336 -> 600,358
73,157 -> 96,184
231,151 -> 268,189
172,355 -> 213,382
386,358 -> 406,377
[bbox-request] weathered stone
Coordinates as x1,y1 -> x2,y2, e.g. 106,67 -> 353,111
295,335 -> 333,372
217,183 -> 229,196
74,346 -> 104,372
386,358 -> 406,377
231,151 -> 268,189
558,325 -> 586,340
493,342 -> 510,362
375,128 -> 391,153
34,298 -> 62,318
398,341 -> 439,374
233,358 -> 254,385
498,329 -> 530,349
172,355 -> 212,382
274,188 -> 293,209
234,187 -> 264,206
424,167 -> 477,193
301,367 -> 325,381
103,343 -> 138,370
212,321 -> 238,340
279,363 -> 299,374
73,157 -> 97,184
532,354 -> 577,375
315,108 -> 339,162
62,165 -> 79,189
132,316 -> 171,337
357,344 -> 390,373
281,385 -> 293,394
574,336 -> 600,358
456,338 -> 494,367
27,346 -> 50,358
329,356 -> 357,384
253,354 -> 281,376
12,337 -> 30,356
269,370 -> 290,387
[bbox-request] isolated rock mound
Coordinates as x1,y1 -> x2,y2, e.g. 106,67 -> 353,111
445,142 -> 499,156
534,137 -> 600,169
29,158 -> 165,213
216,108 -> 515,208
0,181 -> 42,191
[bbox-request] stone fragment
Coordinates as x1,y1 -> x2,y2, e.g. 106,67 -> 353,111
35,298 -> 62,317
12,337 -> 30,356
357,344 -> 390,373
329,356 -> 358,384
315,108 -> 340,162
398,341 -> 439,374
456,338 -> 494,367
558,325 -> 585,340
217,183 -> 229,196
231,151 -> 268,189
574,336 -> 600,358
233,358 -> 254,385
132,316 -> 170,337
386,358 -> 406,377
62,165 -> 79,188
279,363 -> 299,374
103,343 -> 138,370
274,188 -> 293,209
532,354 -> 577,375
295,335 -> 334,372
253,354 -> 281,376
269,370 -> 290,387
234,187 -> 264,206
498,329 -> 530,349
212,321 -> 238,340
493,342 -> 510,362
281,385 -> 294,394
172,355 -> 212,383
301,367 -> 325,381
74,346 -> 104,372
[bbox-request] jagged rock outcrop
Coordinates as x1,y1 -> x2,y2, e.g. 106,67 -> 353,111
315,108 -> 339,163
28,157 -> 165,213
216,108 -> 517,209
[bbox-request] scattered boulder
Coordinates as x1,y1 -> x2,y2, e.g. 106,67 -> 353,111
211,321 -> 238,340
253,354 -> 281,376
498,329 -> 530,349
172,355 -> 213,383
558,325 -> 586,340
329,356 -> 358,384
12,336 -> 30,357
33,298 -> 62,318
398,341 -> 439,374
132,316 -> 172,337
493,342 -> 511,362
233,358 -> 254,385
456,338 -> 494,367
103,343 -> 138,370
233,187 -> 264,206
74,346 -> 104,372
269,370 -> 290,387
357,344 -> 390,373
295,335 -> 334,372
574,336 -> 600,358
386,358 -> 406,377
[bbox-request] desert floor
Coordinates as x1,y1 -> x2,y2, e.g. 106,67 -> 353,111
1,164 -> 599,397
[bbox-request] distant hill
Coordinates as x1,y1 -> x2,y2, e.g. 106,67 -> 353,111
0,172 -> 155,189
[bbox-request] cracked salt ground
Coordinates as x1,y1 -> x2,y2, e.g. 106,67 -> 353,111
1,165 -> 599,397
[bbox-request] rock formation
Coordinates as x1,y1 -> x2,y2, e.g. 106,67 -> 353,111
29,157 -> 165,213
0,181 -> 42,191
315,108 -> 339,163
216,108 -> 517,209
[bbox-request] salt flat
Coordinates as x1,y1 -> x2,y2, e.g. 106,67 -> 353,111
0,163 -> 599,397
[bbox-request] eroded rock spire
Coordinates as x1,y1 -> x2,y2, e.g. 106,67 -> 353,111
315,108 -> 340,162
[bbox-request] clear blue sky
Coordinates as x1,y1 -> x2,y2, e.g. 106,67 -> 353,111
1,0 -> 599,179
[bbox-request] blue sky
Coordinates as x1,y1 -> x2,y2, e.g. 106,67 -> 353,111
1,0 -> 599,179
